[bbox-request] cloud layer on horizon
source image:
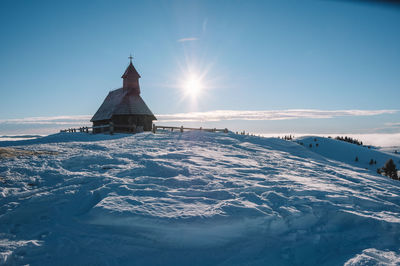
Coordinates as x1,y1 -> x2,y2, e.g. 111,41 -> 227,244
385,122 -> 400,127
0,109 -> 397,126
156,109 -> 398,123
0,115 -> 92,125
1,110 -> 399,146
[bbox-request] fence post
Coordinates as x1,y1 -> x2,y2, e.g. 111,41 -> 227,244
109,122 -> 114,135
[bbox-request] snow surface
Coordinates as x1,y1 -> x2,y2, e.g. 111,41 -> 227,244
345,248 -> 400,266
0,132 -> 400,265
296,136 -> 400,174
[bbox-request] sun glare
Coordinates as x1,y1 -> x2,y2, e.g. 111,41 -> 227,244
173,58 -> 220,108
182,75 -> 203,98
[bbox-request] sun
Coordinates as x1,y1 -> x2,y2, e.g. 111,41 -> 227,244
173,59 -> 218,107
182,75 -> 203,98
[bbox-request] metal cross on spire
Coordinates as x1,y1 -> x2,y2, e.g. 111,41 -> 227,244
128,54 -> 133,63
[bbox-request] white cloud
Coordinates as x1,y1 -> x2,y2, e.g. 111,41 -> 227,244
0,110 -> 398,138
156,109 -> 398,123
1,110 -> 396,126
177,37 -> 199,42
343,133 -> 400,147
0,110 -> 399,146
202,18 -> 208,33
385,122 -> 400,127
0,115 -> 91,125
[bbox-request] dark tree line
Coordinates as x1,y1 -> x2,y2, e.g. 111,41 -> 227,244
335,136 -> 363,146
281,135 -> 293,141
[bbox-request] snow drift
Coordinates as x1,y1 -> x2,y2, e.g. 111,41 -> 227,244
0,131 -> 399,265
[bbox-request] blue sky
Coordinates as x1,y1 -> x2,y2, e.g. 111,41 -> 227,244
0,0 -> 399,139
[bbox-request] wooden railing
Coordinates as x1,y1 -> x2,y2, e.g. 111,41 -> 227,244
153,125 -> 229,133
60,123 -> 229,135
60,127 -> 92,133
60,124 -> 114,134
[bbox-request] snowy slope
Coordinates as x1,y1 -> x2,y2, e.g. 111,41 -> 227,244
296,136 -> 400,174
1,132 -> 400,265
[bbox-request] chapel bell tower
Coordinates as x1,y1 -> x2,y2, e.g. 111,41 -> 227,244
122,55 -> 141,95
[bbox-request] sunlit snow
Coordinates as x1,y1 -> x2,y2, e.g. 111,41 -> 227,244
0,131 -> 399,265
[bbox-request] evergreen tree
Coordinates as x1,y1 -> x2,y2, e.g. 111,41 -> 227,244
382,159 -> 398,180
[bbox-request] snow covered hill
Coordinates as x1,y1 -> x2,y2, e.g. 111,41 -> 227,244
1,132 -> 400,265
296,136 -> 400,174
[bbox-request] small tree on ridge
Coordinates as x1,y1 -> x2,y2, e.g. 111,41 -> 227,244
382,159 -> 398,180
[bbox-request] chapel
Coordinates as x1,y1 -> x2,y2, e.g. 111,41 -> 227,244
91,56 -> 156,133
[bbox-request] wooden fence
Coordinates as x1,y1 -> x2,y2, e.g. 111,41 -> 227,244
153,125 -> 229,133
60,127 -> 92,133
60,124 -> 112,134
60,123 -> 229,135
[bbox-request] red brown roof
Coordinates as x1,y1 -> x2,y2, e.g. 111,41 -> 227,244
121,62 -> 141,79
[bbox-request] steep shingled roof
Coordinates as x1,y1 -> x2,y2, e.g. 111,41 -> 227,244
121,62 -> 141,79
90,88 -> 156,122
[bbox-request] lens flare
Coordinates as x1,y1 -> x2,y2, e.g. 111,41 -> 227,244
183,75 -> 203,98
165,54 -> 223,111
